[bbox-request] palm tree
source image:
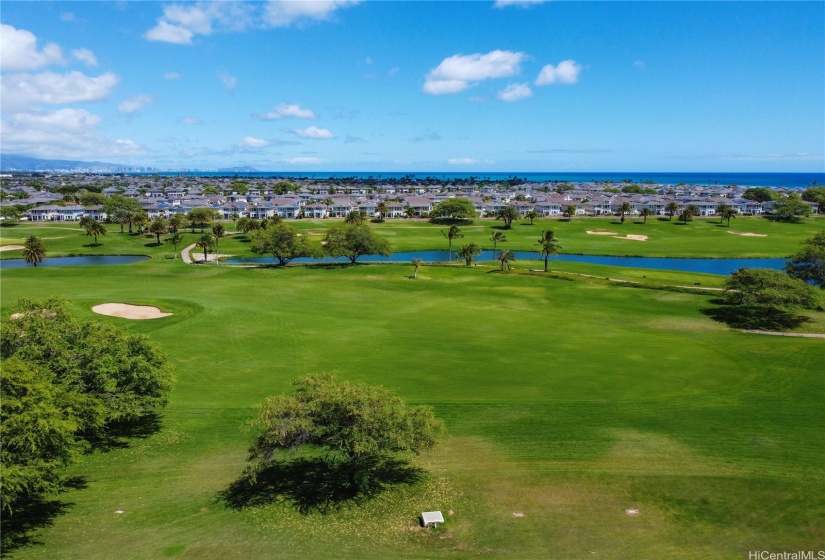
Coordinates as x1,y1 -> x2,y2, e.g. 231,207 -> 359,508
680,205 -> 699,224
524,209 -> 539,225
211,223 -> 226,265
133,211 -> 149,234
456,242 -> 481,266
84,219 -> 107,245
536,230 -> 562,272
563,205 -> 577,221
79,215 -> 94,229
665,202 -> 680,221
168,213 -> 185,234
717,204 -> 737,226
490,231 -> 507,252
411,258 -> 422,279
618,202 -> 632,224
195,233 -> 214,264
166,232 -> 183,259
344,210 -> 367,225
148,217 -> 168,245
21,235 -> 46,267
442,225 -> 463,261
639,207 -> 654,224
376,202 -> 388,221
497,249 -> 516,271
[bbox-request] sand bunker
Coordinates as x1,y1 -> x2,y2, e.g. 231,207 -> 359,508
92,303 -> 172,320
191,252 -> 232,263
587,230 -> 618,236
727,231 -> 767,237
614,234 -> 648,241
0,245 -> 24,251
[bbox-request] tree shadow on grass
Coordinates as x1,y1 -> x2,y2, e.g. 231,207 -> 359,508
1,477 -> 86,553
701,303 -> 811,331
219,456 -> 424,514
84,411 -> 164,452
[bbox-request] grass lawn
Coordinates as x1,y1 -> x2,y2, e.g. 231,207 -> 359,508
1,219 -> 824,559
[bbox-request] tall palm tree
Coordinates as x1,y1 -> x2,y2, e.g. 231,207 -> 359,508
680,205 -> 699,224
211,223 -> 226,265
536,230 -> 562,272
490,231 -> 507,252
411,258 -> 422,279
496,206 -> 519,229
456,242 -> 481,266
376,202 -> 388,220
618,202 -> 632,224
563,205 -> 577,221
524,209 -> 539,225
497,249 -> 516,271
133,211 -> 149,234
84,219 -> 107,245
79,215 -> 94,229
167,232 -> 183,259
717,204 -> 737,226
168,213 -> 185,234
21,235 -> 46,267
442,225 -> 463,261
148,217 -> 168,245
195,233 -> 214,264
639,207 -> 654,224
665,202 -> 680,221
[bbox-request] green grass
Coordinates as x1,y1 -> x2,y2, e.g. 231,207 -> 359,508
1,220 -> 824,559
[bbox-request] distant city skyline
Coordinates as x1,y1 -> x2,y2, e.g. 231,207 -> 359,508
1,1 -> 823,172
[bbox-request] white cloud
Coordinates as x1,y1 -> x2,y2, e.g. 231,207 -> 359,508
72,48 -> 98,67
179,117 -> 202,125
448,158 -> 479,165
254,103 -> 317,120
144,20 -> 195,45
294,126 -> 334,139
0,24 -> 64,71
494,0 -> 550,8
144,1 -> 358,44
1,71 -> 119,111
0,108 -> 143,159
536,59 -> 582,85
118,94 -> 155,115
262,0 -> 361,27
61,12 -> 76,22
424,50 -> 525,95
498,82 -> 533,101
218,71 -> 237,92
283,157 -> 325,165
164,71 -> 182,80
240,136 -> 269,148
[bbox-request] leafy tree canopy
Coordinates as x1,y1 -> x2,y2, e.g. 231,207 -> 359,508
246,373 -> 444,492
251,222 -> 319,265
495,206 -> 520,228
742,187 -> 776,203
429,197 -> 477,221
323,223 -> 391,263
786,230 -> 825,289
723,268 -> 819,310
771,195 -> 812,222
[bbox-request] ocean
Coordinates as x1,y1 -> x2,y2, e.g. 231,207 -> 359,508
144,171 -> 824,189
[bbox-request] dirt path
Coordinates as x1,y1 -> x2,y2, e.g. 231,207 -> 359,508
181,243 -> 195,264
740,330 -> 825,339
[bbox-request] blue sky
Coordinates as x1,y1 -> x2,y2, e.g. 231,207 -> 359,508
1,1 -> 823,172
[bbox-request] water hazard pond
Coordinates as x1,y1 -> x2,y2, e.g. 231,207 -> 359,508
0,255 -> 150,269
228,251 -> 788,276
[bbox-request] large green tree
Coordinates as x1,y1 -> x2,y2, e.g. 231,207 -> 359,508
1,298 -> 174,428
665,202 -> 680,221
495,206 -> 520,229
103,195 -> 142,233
148,217 -> 168,245
743,187 -> 776,203
323,223 -> 391,264
188,208 -> 217,232
246,373 -> 444,492
724,268 -> 818,309
251,222 -> 319,266
771,195 -> 812,222
786,230 -> 825,289
0,358 -> 94,515
429,197 -> 477,221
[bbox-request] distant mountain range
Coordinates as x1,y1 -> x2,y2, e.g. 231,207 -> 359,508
0,154 -> 258,173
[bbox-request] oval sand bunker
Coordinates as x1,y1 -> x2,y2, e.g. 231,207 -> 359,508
92,303 -> 172,320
